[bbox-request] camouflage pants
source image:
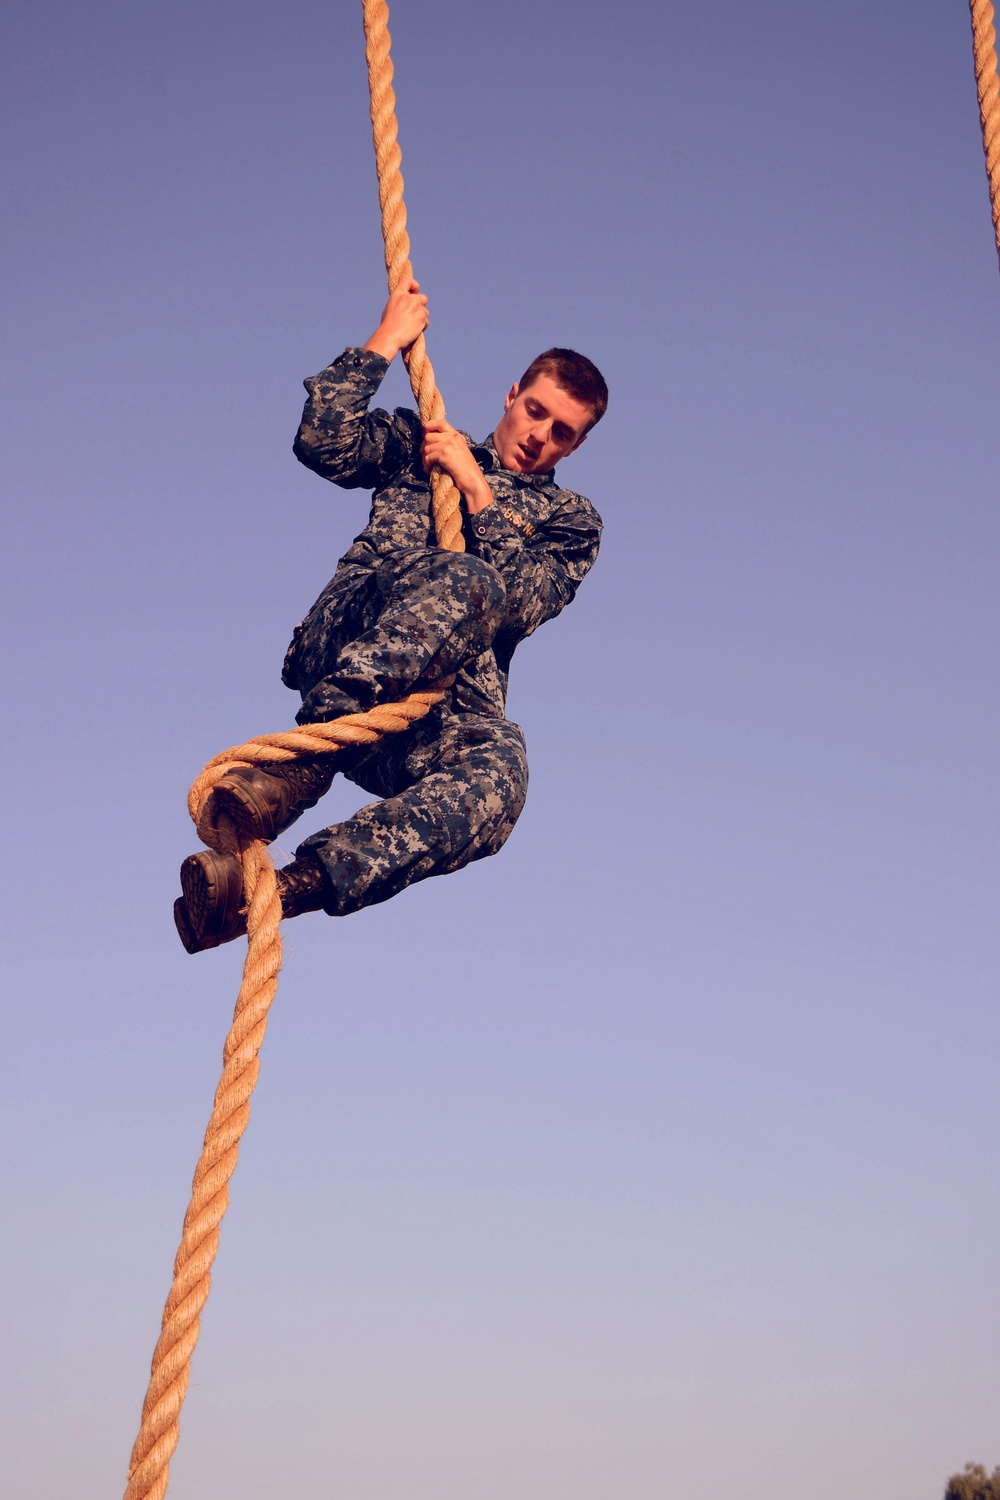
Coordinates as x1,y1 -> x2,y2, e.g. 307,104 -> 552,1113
290,548 -> 504,715
296,709 -> 527,914
290,550 -> 528,915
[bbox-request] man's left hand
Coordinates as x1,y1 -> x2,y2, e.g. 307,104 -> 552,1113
421,419 -> 494,515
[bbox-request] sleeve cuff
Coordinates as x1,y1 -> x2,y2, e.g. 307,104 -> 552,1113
331,346 -> 391,377
303,346 -> 392,395
467,501 -> 521,548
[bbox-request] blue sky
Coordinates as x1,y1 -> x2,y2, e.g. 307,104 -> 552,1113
3,3 -> 999,1497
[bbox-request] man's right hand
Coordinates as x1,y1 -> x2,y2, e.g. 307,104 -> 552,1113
363,278 -> 429,361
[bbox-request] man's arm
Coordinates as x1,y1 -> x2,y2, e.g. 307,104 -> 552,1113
418,416 -> 601,640
468,493 -> 603,642
420,419 -> 495,514
293,280 -> 430,490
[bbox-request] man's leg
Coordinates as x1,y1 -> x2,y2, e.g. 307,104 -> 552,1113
296,713 -> 528,914
206,550 -> 507,847
174,713 -> 527,950
296,549 -> 505,721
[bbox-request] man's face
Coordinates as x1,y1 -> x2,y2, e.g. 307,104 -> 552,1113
492,373 -> 593,475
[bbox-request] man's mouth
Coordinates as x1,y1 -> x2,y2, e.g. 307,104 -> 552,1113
518,445 -> 539,467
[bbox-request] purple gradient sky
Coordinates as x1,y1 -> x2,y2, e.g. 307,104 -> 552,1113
3,2 -> 999,1497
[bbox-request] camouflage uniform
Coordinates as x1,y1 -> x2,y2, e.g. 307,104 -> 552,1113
282,346 -> 603,915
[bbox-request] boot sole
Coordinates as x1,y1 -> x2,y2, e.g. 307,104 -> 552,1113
179,850 -> 247,950
173,897 -> 202,954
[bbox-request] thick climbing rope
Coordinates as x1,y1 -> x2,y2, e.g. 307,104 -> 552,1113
123,3 -> 1000,1493
363,0 -> 465,551
122,4 -> 456,1497
970,0 -> 1000,268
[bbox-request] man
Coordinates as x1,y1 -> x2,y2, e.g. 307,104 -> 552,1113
174,280 -> 607,952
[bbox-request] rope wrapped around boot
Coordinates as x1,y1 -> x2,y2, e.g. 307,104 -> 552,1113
123,689 -> 449,1500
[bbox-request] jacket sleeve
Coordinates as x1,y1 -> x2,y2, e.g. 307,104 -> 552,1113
466,489 -> 603,643
292,346 -> 422,490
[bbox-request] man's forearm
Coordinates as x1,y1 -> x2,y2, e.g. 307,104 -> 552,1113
456,470 -> 494,514
467,501 -> 603,637
293,347 -> 417,488
420,419 -> 496,514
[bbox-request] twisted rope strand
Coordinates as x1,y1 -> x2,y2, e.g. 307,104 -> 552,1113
971,0 -> 1000,268
362,0 -> 464,551
124,836 -> 281,1500
124,686 -> 447,1498
123,6 -> 465,1491
189,686 -> 451,849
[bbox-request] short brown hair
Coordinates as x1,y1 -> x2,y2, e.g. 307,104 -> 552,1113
518,347 -> 608,430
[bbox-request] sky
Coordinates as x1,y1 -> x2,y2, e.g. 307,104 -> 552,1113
2,2 -> 999,1497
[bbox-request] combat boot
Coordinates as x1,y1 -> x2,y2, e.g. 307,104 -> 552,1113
207,755 -> 338,845
174,848 -> 331,954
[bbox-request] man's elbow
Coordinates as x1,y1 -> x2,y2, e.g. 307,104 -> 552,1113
293,425 -> 334,476
506,585 -> 573,639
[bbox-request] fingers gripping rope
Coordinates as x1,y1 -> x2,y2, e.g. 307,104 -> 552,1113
123,5 -> 464,1494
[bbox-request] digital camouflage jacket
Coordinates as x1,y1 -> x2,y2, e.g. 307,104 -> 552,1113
287,345 -> 604,718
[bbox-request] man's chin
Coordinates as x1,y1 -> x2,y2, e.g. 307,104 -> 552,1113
497,443 -> 541,475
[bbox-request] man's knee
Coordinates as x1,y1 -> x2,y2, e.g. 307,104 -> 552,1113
297,717 -> 528,911
436,718 -> 528,865
385,549 -> 505,622
443,553 -> 505,614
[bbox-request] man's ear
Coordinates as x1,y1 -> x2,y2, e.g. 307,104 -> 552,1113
503,382 -> 519,412
568,432 -> 588,456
